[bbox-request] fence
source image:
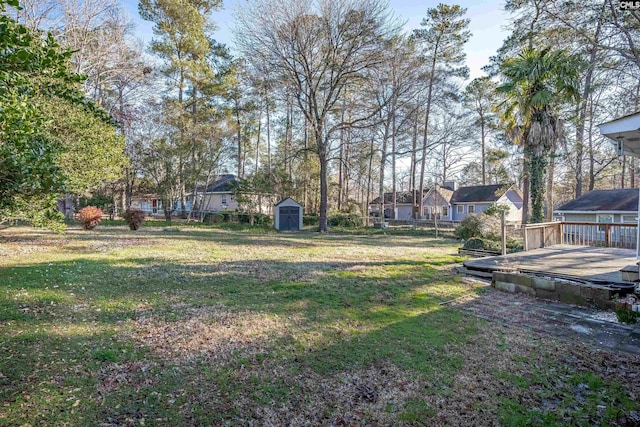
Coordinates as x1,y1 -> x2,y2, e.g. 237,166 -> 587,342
523,221 -> 638,251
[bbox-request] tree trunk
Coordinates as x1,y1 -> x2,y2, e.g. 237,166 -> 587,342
391,110 -> 397,220
521,152 -> 530,225
622,155 -> 626,189
318,145 -> 328,233
235,99 -> 243,178
378,114 -> 390,221
480,115 -> 486,185
574,2 -> 604,197
410,108 -> 418,218
529,149 -> 548,224
545,154 -> 555,222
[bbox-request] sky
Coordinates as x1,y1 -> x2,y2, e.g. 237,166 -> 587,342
122,0 -> 511,80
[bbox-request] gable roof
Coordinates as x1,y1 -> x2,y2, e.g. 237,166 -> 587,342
450,184 -> 514,204
431,186 -> 454,203
370,190 -> 428,205
275,197 -> 303,207
205,174 -> 238,193
556,188 -> 639,212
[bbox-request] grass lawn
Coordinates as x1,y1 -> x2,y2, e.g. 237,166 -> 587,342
0,225 -> 638,426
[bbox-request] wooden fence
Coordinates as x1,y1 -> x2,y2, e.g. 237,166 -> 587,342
523,221 -> 638,251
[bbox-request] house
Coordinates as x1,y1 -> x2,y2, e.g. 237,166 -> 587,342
188,174 -> 240,212
554,188 -> 638,225
130,194 -> 166,216
422,185 -> 454,220
449,184 -> 523,222
369,190 -> 427,219
369,183 -> 522,221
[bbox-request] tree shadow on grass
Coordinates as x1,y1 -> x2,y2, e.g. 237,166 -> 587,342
0,246 -> 485,424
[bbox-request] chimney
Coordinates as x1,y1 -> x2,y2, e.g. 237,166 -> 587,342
443,181 -> 457,191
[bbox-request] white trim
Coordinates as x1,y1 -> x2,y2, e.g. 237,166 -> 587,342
554,210 -> 636,215
456,205 -> 464,214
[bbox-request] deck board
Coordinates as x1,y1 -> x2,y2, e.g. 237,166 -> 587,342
463,245 -> 637,284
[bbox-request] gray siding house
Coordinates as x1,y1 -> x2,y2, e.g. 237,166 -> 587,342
450,184 -> 523,222
554,188 -> 638,225
369,191 -> 426,219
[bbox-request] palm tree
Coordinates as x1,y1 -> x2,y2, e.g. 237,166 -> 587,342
497,46 -> 582,224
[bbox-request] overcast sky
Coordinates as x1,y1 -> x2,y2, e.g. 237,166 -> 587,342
122,0 -> 511,79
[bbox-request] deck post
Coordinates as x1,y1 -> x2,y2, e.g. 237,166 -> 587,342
637,187 -> 640,261
523,224 -> 529,251
605,224 -> 611,247
501,211 -> 506,255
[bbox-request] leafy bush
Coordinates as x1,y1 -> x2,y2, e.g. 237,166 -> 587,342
122,209 -> 146,230
328,213 -> 363,228
253,213 -> 271,226
204,213 -> 223,224
77,206 -> 103,230
455,213 -> 501,240
615,307 -> 638,324
303,214 -> 318,226
462,237 -> 501,251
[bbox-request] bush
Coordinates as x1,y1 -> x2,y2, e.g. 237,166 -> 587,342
77,206 -> 103,230
615,307 -> 639,324
328,213 -> 363,228
303,214 -> 318,226
462,237 -> 501,251
253,213 -> 271,226
204,213 -> 223,224
122,209 -> 146,230
455,213 -> 501,240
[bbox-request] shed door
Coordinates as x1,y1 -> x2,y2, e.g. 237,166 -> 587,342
279,206 -> 299,230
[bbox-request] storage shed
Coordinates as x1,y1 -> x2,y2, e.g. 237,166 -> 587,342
274,198 -> 303,231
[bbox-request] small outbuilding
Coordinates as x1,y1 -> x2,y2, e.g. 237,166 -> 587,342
274,198 -> 303,231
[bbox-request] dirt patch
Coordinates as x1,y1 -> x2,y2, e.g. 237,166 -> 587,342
124,304 -> 291,364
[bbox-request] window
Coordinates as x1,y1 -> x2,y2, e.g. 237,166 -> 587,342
468,205 -> 475,214
442,206 -> 449,216
622,215 -> 638,224
221,195 -> 227,205
597,214 -> 613,232
456,205 -> 464,214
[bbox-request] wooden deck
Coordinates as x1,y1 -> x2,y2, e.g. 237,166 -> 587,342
463,245 -> 637,284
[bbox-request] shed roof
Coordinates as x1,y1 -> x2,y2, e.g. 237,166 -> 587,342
275,197 -> 303,207
450,184 -> 513,203
556,188 -> 639,212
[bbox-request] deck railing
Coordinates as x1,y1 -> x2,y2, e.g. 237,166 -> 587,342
523,221 -> 638,251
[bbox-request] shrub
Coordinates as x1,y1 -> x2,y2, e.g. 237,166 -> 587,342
462,237 -> 501,251
455,213 -> 501,241
122,209 -> 146,230
253,213 -> 271,226
616,307 -> 639,324
77,206 -> 103,230
328,213 -> 363,228
615,307 -> 638,324
204,213 -> 223,224
303,214 -> 318,226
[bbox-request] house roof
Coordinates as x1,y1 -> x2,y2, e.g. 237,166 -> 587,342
432,186 -> 454,203
450,184 -> 513,203
556,188 -> 639,212
598,111 -> 640,157
204,174 -> 238,193
370,190 -> 428,205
